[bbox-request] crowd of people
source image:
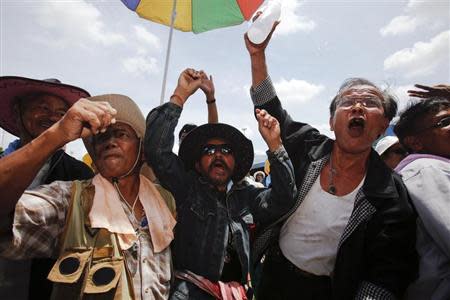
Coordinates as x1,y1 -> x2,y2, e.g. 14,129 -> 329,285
0,19 -> 449,300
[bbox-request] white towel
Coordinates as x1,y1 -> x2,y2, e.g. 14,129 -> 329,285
89,174 -> 176,252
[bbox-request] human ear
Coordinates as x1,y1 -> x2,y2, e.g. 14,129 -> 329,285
329,117 -> 335,131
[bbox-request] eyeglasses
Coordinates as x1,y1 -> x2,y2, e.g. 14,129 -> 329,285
337,96 -> 383,109
417,116 -> 450,133
201,144 -> 233,156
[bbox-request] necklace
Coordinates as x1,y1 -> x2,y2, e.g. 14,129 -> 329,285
328,155 -> 337,195
114,182 -> 140,214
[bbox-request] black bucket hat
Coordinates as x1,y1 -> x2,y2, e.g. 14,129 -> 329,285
178,123 -> 254,182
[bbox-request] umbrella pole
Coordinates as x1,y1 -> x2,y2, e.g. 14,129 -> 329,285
160,0 -> 177,104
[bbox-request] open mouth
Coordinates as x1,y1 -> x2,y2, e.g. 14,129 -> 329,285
349,117 -> 365,129
213,160 -> 226,170
348,117 -> 365,136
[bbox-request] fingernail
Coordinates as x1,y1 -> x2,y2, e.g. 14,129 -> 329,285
111,118 -> 116,124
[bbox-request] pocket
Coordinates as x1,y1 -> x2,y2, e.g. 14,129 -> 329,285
83,258 -> 123,294
47,249 -> 93,283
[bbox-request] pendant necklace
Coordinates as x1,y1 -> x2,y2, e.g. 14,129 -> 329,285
328,155 -> 337,195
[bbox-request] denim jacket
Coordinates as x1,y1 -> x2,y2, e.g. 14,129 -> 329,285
144,102 -> 297,284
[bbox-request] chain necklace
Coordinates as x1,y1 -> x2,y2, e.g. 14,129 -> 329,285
328,155 -> 337,195
113,181 -> 140,215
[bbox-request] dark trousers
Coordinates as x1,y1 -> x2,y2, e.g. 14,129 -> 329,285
257,247 -> 332,300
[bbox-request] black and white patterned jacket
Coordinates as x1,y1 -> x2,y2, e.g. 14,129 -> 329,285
250,77 -> 418,300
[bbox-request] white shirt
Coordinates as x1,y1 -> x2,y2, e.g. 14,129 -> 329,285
279,174 -> 363,276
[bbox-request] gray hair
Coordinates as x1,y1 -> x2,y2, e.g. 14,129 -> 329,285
329,78 -> 398,121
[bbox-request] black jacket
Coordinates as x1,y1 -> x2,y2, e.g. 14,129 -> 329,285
253,97 -> 418,299
144,103 -> 297,296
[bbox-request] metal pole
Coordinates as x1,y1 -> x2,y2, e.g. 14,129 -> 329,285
160,0 -> 177,104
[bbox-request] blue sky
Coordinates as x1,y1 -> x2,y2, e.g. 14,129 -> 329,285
1,0 -> 449,163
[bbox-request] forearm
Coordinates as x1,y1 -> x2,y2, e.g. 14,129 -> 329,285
252,146 -> 297,224
144,103 -> 188,199
207,102 -> 218,123
0,127 -> 67,213
251,53 -> 268,89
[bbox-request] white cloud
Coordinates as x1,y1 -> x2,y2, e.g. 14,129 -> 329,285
276,0 -> 316,35
312,123 -> 334,139
134,25 -> 162,51
390,85 -> 415,111
384,30 -> 449,78
33,0 -> 125,47
380,16 -> 419,36
380,0 -> 449,36
122,56 -> 159,76
274,78 -> 324,104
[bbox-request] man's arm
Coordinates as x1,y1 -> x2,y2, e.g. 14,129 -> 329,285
0,181 -> 72,259
0,99 -> 116,215
199,71 -> 219,123
248,109 -> 297,225
144,68 -> 203,203
244,23 -> 319,156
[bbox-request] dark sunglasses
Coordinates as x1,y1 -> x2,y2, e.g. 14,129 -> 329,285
418,116 -> 450,133
201,144 -> 233,156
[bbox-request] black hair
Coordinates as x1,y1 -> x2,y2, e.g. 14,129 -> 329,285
178,123 -> 197,140
329,78 -> 398,121
394,97 -> 450,148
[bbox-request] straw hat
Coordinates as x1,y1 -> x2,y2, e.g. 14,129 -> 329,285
0,76 -> 89,136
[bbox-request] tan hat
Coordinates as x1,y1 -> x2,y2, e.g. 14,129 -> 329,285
83,94 -> 155,181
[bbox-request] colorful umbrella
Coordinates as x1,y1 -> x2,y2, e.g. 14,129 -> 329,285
120,0 -> 265,103
121,0 -> 264,33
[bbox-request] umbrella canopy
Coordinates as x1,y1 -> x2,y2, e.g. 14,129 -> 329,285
121,0 -> 264,33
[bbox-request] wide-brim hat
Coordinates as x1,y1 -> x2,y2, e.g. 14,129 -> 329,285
178,123 -> 254,182
0,76 -> 90,136
82,94 -> 156,181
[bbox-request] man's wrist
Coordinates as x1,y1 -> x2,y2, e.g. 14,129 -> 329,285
206,98 -> 216,104
268,140 -> 282,153
170,94 -> 184,107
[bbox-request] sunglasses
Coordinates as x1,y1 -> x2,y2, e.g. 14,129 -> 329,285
201,144 -> 233,156
418,116 -> 450,133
